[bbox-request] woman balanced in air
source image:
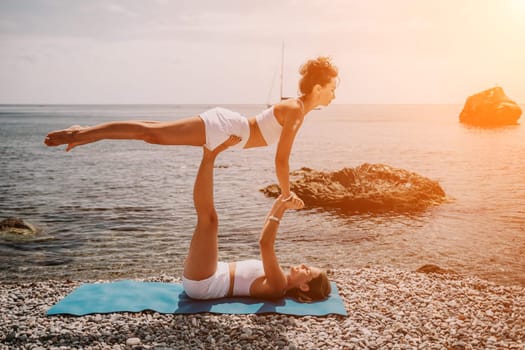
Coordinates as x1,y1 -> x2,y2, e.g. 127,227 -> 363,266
44,57 -> 338,203
183,136 -> 331,301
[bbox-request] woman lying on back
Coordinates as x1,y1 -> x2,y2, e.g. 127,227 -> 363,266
183,136 -> 331,301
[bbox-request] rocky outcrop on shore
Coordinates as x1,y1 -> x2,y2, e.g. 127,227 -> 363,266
459,86 -> 522,127
2,267 -> 524,349
261,164 -> 447,213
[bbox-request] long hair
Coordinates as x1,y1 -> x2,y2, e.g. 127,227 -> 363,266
285,270 -> 331,303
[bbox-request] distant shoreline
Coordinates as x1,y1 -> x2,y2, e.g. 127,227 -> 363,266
0,103 -> 472,107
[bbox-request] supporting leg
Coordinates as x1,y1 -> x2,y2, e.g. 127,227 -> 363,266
183,136 -> 241,281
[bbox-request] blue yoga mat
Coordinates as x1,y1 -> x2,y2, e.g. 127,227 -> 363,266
47,280 -> 347,317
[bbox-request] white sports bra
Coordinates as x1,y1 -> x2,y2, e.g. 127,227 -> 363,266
255,106 -> 282,146
233,259 -> 265,296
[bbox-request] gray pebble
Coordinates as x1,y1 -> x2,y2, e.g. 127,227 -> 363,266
126,337 -> 141,346
0,268 -> 523,349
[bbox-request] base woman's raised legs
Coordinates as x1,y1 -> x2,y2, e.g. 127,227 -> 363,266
183,135 -> 242,281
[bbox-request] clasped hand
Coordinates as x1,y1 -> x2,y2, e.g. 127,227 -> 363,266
279,192 -> 304,210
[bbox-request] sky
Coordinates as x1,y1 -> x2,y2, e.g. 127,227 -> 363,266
0,0 -> 524,104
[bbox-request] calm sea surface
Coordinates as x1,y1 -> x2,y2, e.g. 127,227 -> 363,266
1,104 -> 524,286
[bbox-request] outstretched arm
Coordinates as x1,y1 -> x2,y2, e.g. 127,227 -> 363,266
275,107 -> 304,202
258,195 -> 304,297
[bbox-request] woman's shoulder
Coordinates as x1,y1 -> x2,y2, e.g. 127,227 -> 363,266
251,276 -> 286,299
273,99 -> 303,119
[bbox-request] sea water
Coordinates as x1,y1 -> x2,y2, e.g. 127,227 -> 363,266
1,104 -> 524,285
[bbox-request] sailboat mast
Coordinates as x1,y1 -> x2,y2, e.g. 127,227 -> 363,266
280,42 -> 284,101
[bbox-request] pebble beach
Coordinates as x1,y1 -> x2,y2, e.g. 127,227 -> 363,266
2,266 -> 524,350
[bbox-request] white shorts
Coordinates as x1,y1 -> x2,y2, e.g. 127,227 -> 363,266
182,262 -> 230,300
199,107 -> 250,150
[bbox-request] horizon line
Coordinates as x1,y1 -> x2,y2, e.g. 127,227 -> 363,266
0,102 -> 482,106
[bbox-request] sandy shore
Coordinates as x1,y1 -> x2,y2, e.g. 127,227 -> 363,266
1,266 -> 524,350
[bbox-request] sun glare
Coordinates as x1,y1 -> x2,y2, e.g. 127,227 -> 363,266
509,0 -> 525,19
510,0 -> 525,9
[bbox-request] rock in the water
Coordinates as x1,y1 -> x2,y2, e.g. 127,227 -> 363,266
459,86 -> 522,126
260,164 -> 447,213
0,217 -> 39,235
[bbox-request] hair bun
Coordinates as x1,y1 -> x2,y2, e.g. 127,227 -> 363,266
300,57 -> 335,76
298,56 -> 338,96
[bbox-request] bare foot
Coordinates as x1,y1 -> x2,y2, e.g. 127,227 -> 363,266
204,135 -> 242,157
44,125 -> 84,151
